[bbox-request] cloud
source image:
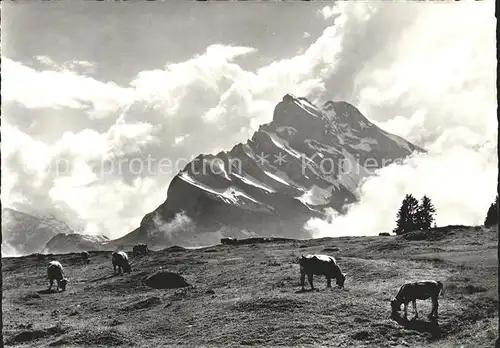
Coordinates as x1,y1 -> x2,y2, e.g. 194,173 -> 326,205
63,60 -> 96,71
35,55 -> 58,67
1,241 -> 21,258
35,55 -> 97,74
305,1 -> 497,237
2,58 -> 132,118
319,6 -> 340,20
0,122 -> 162,237
150,211 -> 196,242
306,143 -> 497,237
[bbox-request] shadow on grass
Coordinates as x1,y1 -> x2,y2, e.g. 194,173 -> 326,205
295,287 -> 348,294
295,288 -> 319,294
390,312 -> 442,338
89,274 -> 119,283
37,289 -> 61,295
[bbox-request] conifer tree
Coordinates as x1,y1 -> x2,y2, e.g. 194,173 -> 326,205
415,195 -> 437,230
484,195 -> 498,227
393,194 -> 420,235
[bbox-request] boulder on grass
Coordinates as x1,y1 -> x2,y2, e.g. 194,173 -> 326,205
144,271 -> 190,289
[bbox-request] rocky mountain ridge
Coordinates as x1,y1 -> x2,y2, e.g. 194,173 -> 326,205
1,208 -> 74,256
111,94 -> 422,249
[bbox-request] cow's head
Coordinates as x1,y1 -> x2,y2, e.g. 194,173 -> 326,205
298,255 -> 306,265
390,299 -> 401,312
58,278 -> 68,291
123,262 -> 132,273
336,272 -> 346,289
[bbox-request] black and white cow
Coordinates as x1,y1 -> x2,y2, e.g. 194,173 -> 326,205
47,261 -> 68,291
112,251 -> 131,275
298,254 -> 346,291
391,280 -> 444,319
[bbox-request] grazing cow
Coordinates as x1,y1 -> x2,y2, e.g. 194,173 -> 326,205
298,254 -> 346,291
221,237 -> 238,245
112,251 -> 131,274
132,244 -> 149,257
81,251 -> 90,264
391,280 -> 444,319
47,261 -> 68,291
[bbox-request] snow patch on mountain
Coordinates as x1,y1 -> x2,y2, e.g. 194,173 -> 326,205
211,158 -> 231,180
222,187 -> 262,206
179,172 -> 224,196
232,172 -> 276,193
351,139 -> 373,152
266,132 -> 302,159
263,170 -> 291,186
290,97 -> 319,118
295,185 -> 335,206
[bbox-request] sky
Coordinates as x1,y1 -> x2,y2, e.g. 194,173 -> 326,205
1,1 -> 497,242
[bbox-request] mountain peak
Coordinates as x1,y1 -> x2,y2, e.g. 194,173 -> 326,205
115,94 -> 424,248
271,95 -> 374,136
2,208 -> 75,256
42,233 -> 110,254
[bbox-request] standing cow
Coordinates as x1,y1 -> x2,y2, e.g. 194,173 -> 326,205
132,244 -> 149,257
47,261 -> 68,291
298,254 -> 346,291
391,280 -> 444,319
112,251 -> 131,275
81,251 -> 90,264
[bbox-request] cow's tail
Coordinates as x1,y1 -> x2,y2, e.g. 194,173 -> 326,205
437,281 -> 444,297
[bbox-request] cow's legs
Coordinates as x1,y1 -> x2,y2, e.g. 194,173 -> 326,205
300,272 -> 306,291
307,273 -> 314,290
430,297 -> 438,318
113,264 -> 117,274
412,300 -> 418,318
326,277 -> 332,288
403,302 -> 408,318
49,279 -> 54,290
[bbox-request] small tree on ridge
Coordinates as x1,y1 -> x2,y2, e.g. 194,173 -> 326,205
484,195 -> 498,227
415,195 -> 437,230
393,194 -> 420,235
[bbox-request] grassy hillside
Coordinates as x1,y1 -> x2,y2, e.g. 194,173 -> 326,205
2,226 -> 498,347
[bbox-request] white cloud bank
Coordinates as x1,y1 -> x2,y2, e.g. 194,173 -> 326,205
306,1 -> 497,237
1,2 -> 497,243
